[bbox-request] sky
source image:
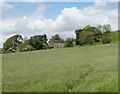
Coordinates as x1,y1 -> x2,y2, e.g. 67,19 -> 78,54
0,0 -> 118,48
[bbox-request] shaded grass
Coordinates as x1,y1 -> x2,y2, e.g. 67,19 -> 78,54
2,43 -> 118,92
0,48 -> 2,54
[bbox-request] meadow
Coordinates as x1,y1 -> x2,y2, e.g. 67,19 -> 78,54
2,42 -> 118,92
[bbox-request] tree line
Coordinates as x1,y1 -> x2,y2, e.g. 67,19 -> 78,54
2,24 -> 117,53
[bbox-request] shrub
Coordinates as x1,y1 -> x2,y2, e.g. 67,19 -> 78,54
0,48 -> 3,54
80,31 -> 95,45
29,34 -> 48,50
47,45 -> 54,49
3,47 -> 16,53
65,38 -> 74,47
18,41 -> 34,52
3,35 -> 23,51
102,35 -> 111,44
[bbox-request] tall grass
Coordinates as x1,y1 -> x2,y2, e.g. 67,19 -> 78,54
2,43 -> 118,92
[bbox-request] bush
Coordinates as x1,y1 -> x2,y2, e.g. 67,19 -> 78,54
102,35 -> 111,44
3,47 -> 16,53
46,45 -> 54,49
22,46 -> 35,52
18,41 -> 34,52
80,31 -> 95,45
0,48 -> 3,54
29,34 -> 48,50
65,38 -> 74,47
3,35 -> 22,51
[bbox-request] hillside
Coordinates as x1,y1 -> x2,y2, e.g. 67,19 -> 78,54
2,43 -> 118,92
110,31 -> 120,42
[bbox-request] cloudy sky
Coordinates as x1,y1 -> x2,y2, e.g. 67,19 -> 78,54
0,0 -> 118,47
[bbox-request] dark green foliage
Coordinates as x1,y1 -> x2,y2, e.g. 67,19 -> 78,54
2,24 -> 118,54
3,34 -> 23,52
49,34 -> 63,43
75,25 -> 102,45
65,38 -> 74,47
47,45 -> 54,49
92,28 -> 102,42
18,42 -> 28,52
102,35 -> 111,44
49,34 -> 64,48
80,31 -> 95,45
51,34 -> 61,40
18,40 -> 34,52
29,34 -> 48,50
75,29 -> 83,45
3,34 -> 48,53
0,48 -> 3,54
75,24 -> 112,46
100,24 -> 112,44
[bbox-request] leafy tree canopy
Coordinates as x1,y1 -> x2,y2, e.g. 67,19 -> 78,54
51,34 -> 62,41
65,38 -> 75,47
3,34 -> 23,51
49,34 -> 64,43
28,34 -> 48,50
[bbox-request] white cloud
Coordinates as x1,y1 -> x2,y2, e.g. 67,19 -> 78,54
1,1 -> 118,47
27,0 -> 37,2
35,3 -> 45,15
0,1 -> 14,10
27,0 -> 45,2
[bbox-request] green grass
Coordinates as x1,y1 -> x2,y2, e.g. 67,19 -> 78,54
2,43 -> 118,92
0,54 -> 2,93
110,31 -> 120,42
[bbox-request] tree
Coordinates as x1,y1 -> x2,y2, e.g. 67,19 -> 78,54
28,34 -> 48,50
103,24 -> 111,34
65,38 -> 74,47
75,29 -> 83,45
84,25 -> 91,30
3,34 -> 23,52
97,24 -> 111,34
80,31 -> 95,45
97,24 -> 112,44
50,34 -> 61,41
49,34 -> 63,43
102,35 -> 111,44
18,40 -> 34,52
75,25 -> 102,45
49,34 -> 64,48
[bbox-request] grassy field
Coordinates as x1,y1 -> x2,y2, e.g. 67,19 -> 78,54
2,43 -> 118,92
0,54 -> 2,93
110,31 -> 120,42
